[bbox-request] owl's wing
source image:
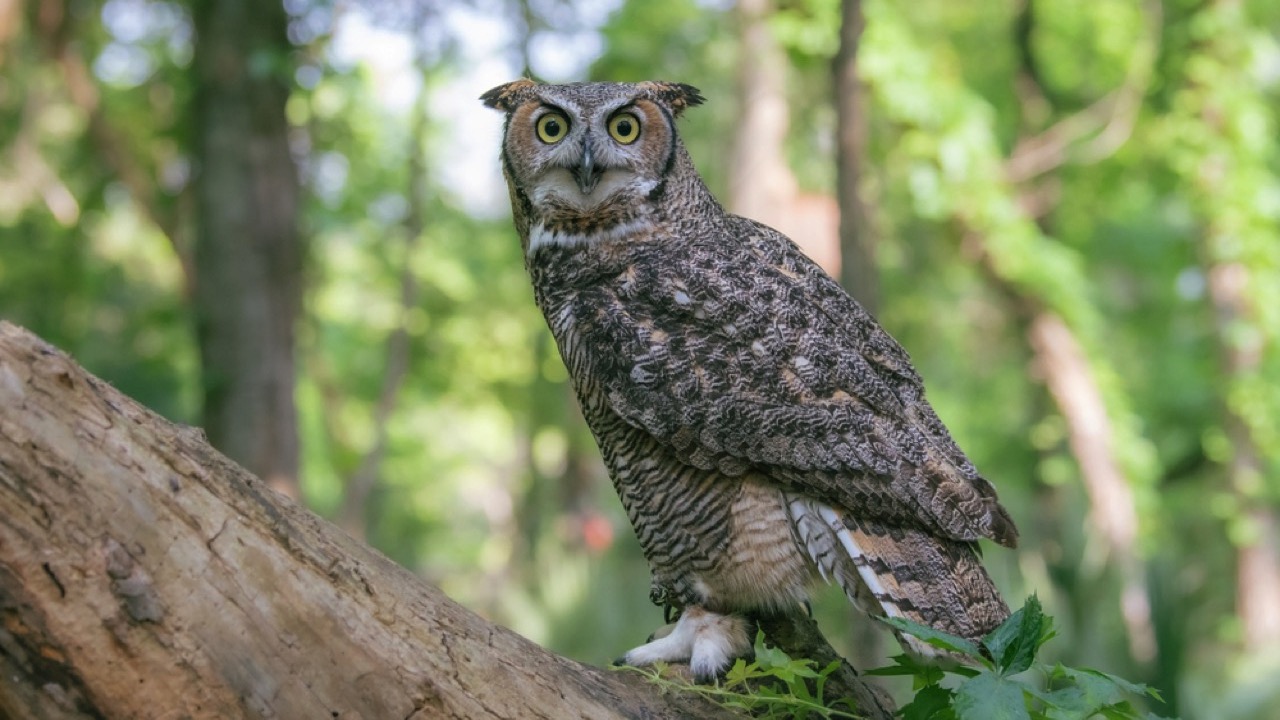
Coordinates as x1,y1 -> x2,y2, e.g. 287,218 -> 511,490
574,220 -> 1018,547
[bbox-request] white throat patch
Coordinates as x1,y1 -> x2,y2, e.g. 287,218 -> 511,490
527,218 -> 649,257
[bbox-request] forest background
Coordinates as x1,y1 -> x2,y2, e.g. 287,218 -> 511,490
2,0 -> 1278,717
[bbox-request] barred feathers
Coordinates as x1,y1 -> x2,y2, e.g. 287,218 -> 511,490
789,496 -> 1008,657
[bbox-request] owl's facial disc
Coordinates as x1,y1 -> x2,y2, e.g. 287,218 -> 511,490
509,96 -> 674,221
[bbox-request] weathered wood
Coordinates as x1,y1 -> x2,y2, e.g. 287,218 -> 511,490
0,321 -> 746,720
0,321 -> 896,719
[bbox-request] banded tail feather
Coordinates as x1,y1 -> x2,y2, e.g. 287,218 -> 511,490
789,496 -> 1008,661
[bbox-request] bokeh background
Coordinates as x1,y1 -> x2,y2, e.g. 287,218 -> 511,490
2,0 -> 1279,717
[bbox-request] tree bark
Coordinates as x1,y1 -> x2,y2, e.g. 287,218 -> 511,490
0,322 -> 893,719
191,0 -> 302,497
833,0 -> 878,314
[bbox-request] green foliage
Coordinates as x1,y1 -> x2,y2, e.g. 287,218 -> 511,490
623,599 -> 1163,719
1156,0 -> 1280,491
869,597 -> 1168,720
861,0 -> 1161,501
623,630 -> 858,719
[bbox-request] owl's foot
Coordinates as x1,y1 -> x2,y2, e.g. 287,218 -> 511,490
621,606 -> 752,682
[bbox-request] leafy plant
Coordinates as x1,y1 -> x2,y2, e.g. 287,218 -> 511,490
868,596 -> 1170,720
625,597 -> 1168,719
621,630 -> 858,719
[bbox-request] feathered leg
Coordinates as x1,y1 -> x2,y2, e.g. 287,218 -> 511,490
622,606 -> 753,681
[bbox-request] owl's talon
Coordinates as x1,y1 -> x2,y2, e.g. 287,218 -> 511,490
623,607 -> 752,682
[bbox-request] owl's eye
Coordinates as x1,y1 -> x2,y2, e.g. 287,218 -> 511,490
536,112 -> 569,144
608,113 -> 641,144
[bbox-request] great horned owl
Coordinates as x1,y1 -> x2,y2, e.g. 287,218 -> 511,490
482,79 -> 1018,679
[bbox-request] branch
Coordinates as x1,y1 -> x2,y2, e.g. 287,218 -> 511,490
32,0 -> 196,293
0,83 -> 80,224
0,321 -> 742,719
1004,0 -> 1161,185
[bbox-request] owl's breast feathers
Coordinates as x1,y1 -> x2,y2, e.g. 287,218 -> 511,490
530,216 -> 1018,550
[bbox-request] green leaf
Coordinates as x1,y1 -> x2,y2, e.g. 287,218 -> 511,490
912,664 -> 947,690
1098,701 -> 1144,720
900,684 -> 957,720
814,659 -> 841,702
1082,668 -> 1160,701
879,616 -> 984,658
789,659 -> 821,679
753,636 -> 794,670
1057,667 -> 1129,709
724,658 -> 752,685
866,654 -> 932,676
1037,688 -> 1090,720
983,595 -> 1051,675
953,672 -> 1031,720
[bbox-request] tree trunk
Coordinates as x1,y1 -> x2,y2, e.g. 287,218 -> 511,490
1205,259 -> 1280,654
191,0 -> 302,497
728,0 -> 840,275
0,322 -> 894,719
833,0 -> 878,314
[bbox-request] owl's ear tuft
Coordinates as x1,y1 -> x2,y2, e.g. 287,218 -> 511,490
637,82 -> 705,117
481,79 -> 538,112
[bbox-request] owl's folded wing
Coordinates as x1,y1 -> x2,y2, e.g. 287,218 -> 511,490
571,239 -> 1018,548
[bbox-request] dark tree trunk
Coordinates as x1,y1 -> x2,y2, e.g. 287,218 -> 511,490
191,0 -> 302,497
830,0 -> 886,669
834,0 -> 878,315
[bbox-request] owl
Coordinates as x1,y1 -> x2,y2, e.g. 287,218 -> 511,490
482,79 -> 1018,680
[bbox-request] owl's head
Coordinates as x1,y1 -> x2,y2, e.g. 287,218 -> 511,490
482,80 -> 704,232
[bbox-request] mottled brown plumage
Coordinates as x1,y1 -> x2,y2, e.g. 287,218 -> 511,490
482,79 -> 1017,677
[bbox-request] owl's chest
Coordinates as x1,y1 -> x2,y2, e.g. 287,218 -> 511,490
531,258 -> 814,611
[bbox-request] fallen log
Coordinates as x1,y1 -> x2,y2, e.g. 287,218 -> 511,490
0,321 -> 893,719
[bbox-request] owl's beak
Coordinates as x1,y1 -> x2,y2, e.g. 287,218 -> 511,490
574,141 -> 602,195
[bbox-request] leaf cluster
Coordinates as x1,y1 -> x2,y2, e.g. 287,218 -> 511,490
869,596 -> 1169,720
623,630 -> 858,719
625,598 -> 1167,719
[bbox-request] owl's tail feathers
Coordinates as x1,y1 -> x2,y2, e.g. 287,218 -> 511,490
788,497 -> 1009,662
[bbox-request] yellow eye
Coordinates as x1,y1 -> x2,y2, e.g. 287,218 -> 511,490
536,112 -> 569,144
608,112 -> 641,144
